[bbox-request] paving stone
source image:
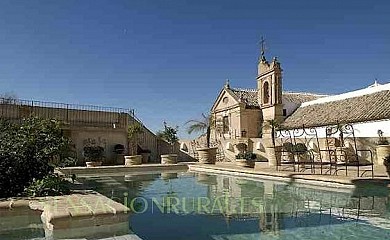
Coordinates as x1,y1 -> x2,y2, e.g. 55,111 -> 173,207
10,199 -> 31,209
0,201 -> 11,209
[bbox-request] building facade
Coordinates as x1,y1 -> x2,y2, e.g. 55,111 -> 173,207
209,51 -> 390,165
0,99 -> 171,165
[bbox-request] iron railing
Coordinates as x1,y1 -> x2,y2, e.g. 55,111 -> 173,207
0,97 -> 135,128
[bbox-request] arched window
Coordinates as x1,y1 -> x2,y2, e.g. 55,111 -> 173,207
263,81 -> 270,104
222,116 -> 229,134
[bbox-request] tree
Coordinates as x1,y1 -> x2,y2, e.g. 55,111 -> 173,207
156,122 -> 179,152
0,117 -> 72,198
185,113 -> 214,148
266,119 -> 280,147
127,121 -> 144,155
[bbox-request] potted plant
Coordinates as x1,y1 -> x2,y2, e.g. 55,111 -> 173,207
125,122 -> 143,166
83,146 -> 105,167
293,143 -> 309,162
157,122 -> 179,164
235,152 -> 256,168
376,130 -> 390,165
185,113 -> 218,164
383,155 -> 390,177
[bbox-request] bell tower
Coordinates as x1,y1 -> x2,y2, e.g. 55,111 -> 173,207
256,38 -> 283,123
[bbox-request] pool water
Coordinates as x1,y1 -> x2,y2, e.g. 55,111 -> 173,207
79,171 -> 390,240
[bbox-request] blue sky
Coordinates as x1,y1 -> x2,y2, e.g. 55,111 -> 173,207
1,0 -> 390,138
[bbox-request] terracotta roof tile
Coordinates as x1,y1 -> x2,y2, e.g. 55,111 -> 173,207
229,88 -> 324,108
230,88 -> 259,108
283,90 -> 390,129
282,92 -> 326,105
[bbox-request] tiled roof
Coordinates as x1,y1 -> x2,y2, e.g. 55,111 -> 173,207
229,88 -> 323,108
230,88 -> 259,108
282,92 -> 326,105
283,90 -> 390,129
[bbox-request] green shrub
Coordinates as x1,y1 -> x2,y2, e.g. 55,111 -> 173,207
283,142 -> 294,153
293,143 -> 308,154
0,117 -> 72,198
25,173 -> 70,197
235,152 -> 257,160
83,146 -> 105,161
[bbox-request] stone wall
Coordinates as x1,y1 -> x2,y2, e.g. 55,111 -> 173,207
137,127 -> 159,162
0,101 -> 166,165
67,126 -> 128,165
219,138 -> 269,162
0,103 -> 129,128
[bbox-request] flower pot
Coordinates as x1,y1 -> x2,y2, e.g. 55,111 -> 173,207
161,154 -> 178,164
125,155 -> 142,166
196,147 -> 218,164
85,161 -> 102,167
376,145 -> 390,165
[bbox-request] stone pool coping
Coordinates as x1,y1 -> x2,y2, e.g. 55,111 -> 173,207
0,191 -> 142,240
188,163 -> 390,189
59,162 -> 389,189
59,163 -> 189,175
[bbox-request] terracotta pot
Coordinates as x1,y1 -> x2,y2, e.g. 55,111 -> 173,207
161,154 -> 178,164
125,155 -> 142,166
376,145 -> 390,165
85,161 -> 102,167
196,147 -> 218,164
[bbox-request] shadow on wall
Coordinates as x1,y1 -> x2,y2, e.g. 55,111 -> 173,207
157,140 -> 196,162
177,140 -> 199,162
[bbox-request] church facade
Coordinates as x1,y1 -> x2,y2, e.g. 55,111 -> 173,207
210,51 -> 390,165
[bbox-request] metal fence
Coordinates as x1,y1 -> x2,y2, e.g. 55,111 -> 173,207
0,97 -> 135,128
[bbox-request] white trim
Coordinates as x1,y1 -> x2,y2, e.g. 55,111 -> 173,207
280,119 -> 390,138
302,82 -> 390,107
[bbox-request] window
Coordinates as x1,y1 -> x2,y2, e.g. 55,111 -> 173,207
283,109 -> 287,116
263,82 -> 269,104
222,116 -> 229,134
222,97 -> 229,104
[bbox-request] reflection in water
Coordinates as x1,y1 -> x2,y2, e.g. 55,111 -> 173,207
79,172 -> 390,240
161,172 -> 178,180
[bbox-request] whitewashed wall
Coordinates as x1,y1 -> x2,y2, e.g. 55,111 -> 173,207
278,120 -> 390,138
282,99 -> 300,117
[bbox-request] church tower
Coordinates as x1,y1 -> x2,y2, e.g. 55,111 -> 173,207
256,43 -> 283,123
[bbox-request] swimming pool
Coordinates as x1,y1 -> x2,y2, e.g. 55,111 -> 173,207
79,171 -> 390,240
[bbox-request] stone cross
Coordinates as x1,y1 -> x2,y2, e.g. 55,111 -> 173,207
259,36 -> 266,57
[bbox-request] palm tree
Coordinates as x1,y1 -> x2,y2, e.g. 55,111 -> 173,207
185,113 -> 213,148
266,119 -> 280,147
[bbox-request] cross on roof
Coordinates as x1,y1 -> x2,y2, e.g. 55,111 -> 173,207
259,36 -> 266,57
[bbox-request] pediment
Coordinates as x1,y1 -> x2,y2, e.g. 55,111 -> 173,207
211,88 -> 240,112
